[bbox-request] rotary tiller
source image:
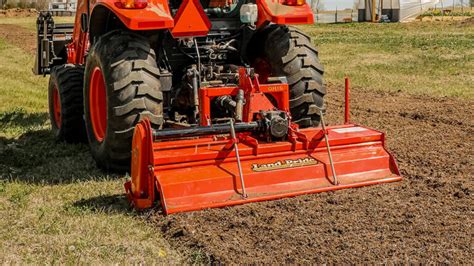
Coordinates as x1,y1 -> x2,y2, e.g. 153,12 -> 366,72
124,69 -> 401,214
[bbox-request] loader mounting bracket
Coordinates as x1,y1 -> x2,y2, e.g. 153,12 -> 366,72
33,12 -> 74,75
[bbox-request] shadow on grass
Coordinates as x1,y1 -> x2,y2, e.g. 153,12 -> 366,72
71,194 -> 132,214
70,194 -> 168,218
0,128 -> 118,185
0,109 -> 49,130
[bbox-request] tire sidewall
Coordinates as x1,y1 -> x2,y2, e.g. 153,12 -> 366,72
48,70 -> 61,139
84,45 -> 113,167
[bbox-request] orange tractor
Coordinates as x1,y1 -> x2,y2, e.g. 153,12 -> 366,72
34,0 -> 401,214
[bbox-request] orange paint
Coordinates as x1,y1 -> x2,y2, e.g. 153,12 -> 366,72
125,120 -> 402,214
89,67 -> 107,142
124,71 -> 402,214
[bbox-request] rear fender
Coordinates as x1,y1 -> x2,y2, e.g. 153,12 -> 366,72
92,0 -> 174,31
256,0 -> 314,26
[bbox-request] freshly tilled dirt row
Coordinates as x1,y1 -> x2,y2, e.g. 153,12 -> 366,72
152,85 -> 473,264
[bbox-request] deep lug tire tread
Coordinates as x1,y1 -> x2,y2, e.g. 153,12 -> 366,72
48,64 -> 86,142
260,25 -> 326,127
84,30 -> 164,171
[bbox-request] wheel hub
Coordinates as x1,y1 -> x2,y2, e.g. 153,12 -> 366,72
89,67 -> 107,142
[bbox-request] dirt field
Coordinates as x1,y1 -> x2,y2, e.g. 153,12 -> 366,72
0,24 -> 36,54
1,21 -> 472,263
0,9 -> 38,18
150,86 -> 473,263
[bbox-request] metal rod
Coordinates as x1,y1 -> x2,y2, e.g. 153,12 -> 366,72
191,69 -> 199,120
344,76 -> 350,124
235,89 -> 244,122
193,38 -> 201,121
193,38 -> 201,80
230,120 -> 248,198
152,122 -> 260,140
319,109 -> 338,185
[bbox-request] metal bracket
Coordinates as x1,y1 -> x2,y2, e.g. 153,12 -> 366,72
318,109 -> 339,185
230,119 -> 248,198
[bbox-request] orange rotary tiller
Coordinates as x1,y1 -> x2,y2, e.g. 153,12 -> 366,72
124,70 -> 401,214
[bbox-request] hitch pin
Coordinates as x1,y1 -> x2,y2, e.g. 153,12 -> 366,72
230,119 -> 248,198
319,109 -> 339,185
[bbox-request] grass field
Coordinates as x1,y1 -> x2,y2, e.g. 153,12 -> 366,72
0,18 -> 180,263
0,17 -> 473,263
302,21 -> 474,98
0,16 -> 74,31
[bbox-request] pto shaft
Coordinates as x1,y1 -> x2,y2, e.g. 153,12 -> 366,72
152,122 -> 261,140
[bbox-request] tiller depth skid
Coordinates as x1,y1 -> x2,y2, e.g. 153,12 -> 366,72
125,69 -> 401,214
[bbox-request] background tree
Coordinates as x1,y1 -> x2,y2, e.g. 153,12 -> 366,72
36,0 -> 49,10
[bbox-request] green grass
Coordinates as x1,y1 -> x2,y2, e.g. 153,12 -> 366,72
0,34 -> 180,264
301,21 -> 474,98
0,16 -> 74,31
0,38 -> 46,111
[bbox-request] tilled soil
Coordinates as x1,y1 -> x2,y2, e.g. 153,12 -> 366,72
0,8 -> 38,18
1,24 -> 472,263
151,86 -> 473,264
0,24 -> 36,54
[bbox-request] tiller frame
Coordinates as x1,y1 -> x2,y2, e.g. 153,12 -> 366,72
125,70 -> 401,214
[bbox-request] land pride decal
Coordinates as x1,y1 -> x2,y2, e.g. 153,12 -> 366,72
251,157 -> 318,172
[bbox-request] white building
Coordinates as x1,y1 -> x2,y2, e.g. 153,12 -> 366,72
48,0 -> 76,14
358,0 -> 444,22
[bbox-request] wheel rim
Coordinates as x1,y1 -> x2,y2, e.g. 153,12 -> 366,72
52,85 -> 61,128
89,67 -> 107,142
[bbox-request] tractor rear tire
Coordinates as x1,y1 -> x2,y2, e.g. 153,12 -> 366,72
84,31 -> 164,171
254,25 -> 326,128
48,64 -> 86,142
